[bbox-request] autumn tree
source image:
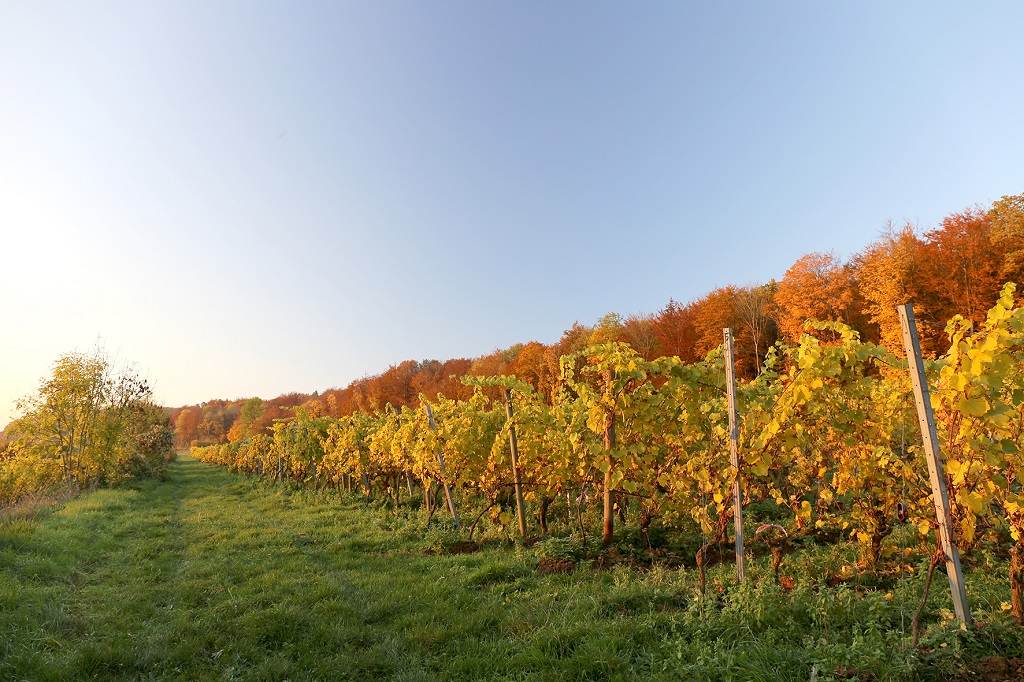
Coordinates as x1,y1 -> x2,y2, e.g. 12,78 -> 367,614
11,350 -> 109,488
300,397 -> 327,418
990,192 -> 1024,284
854,224 -> 936,353
7,348 -> 172,495
262,393 -> 311,424
198,413 -> 224,443
734,283 -> 778,373
469,348 -> 513,379
227,397 -> 266,442
921,207 -> 1004,327
174,406 -> 202,447
773,252 -> 857,343
552,322 -> 593,357
505,341 -> 553,395
622,312 -> 660,360
689,286 -> 741,359
652,299 -> 700,362
588,313 -> 626,346
542,322 -> 594,402
436,359 -> 474,400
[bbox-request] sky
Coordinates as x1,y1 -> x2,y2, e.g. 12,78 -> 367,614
2,2 -> 1024,427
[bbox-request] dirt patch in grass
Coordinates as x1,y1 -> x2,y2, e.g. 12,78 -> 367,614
447,540 -> 480,555
537,558 -> 574,574
957,655 -> 1024,682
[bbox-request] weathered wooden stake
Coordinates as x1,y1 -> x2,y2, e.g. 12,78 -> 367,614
304,425 -> 318,492
393,406 -> 416,497
897,302 -> 972,625
723,328 -> 746,583
361,469 -> 371,498
504,389 -> 528,537
603,368 -> 617,547
425,403 -> 460,528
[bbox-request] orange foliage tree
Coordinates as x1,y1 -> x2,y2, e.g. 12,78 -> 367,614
921,207 -> 1004,328
773,252 -> 857,344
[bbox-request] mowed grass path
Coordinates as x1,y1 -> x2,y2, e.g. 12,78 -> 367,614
1,454 -> 674,681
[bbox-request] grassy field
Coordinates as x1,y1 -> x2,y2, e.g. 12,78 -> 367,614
2,454 -> 1022,681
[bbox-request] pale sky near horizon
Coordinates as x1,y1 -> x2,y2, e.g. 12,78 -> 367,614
2,2 -> 1024,428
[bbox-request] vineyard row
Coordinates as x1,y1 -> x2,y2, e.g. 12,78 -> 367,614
193,284 -> 1024,624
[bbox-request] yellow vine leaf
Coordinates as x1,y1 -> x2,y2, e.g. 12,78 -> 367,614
955,397 -> 988,417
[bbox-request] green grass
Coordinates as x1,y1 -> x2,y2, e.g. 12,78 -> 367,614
1,454 -> 1021,681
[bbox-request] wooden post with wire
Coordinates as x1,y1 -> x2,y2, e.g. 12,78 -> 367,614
393,406 -> 416,497
897,302 -> 971,625
723,328 -> 746,583
504,389 -> 528,538
425,402 -> 460,528
603,368 -> 617,547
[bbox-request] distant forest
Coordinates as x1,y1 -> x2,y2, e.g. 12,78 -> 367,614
171,192 -> 1024,447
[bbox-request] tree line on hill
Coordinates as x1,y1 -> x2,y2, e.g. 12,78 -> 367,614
171,192 -> 1024,448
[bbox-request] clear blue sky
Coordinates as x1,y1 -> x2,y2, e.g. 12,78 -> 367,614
2,1 -> 1023,426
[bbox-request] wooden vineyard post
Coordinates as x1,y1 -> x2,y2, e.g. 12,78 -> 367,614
723,328 -> 746,583
304,424 -> 318,493
393,406 -> 416,497
358,445 -> 372,500
423,477 -> 433,515
603,368 -> 617,547
504,389 -> 528,537
425,403 -> 460,528
897,303 -> 972,625
360,467 -> 372,499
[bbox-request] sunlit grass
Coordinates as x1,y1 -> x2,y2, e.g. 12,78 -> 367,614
1,453 -> 1021,680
